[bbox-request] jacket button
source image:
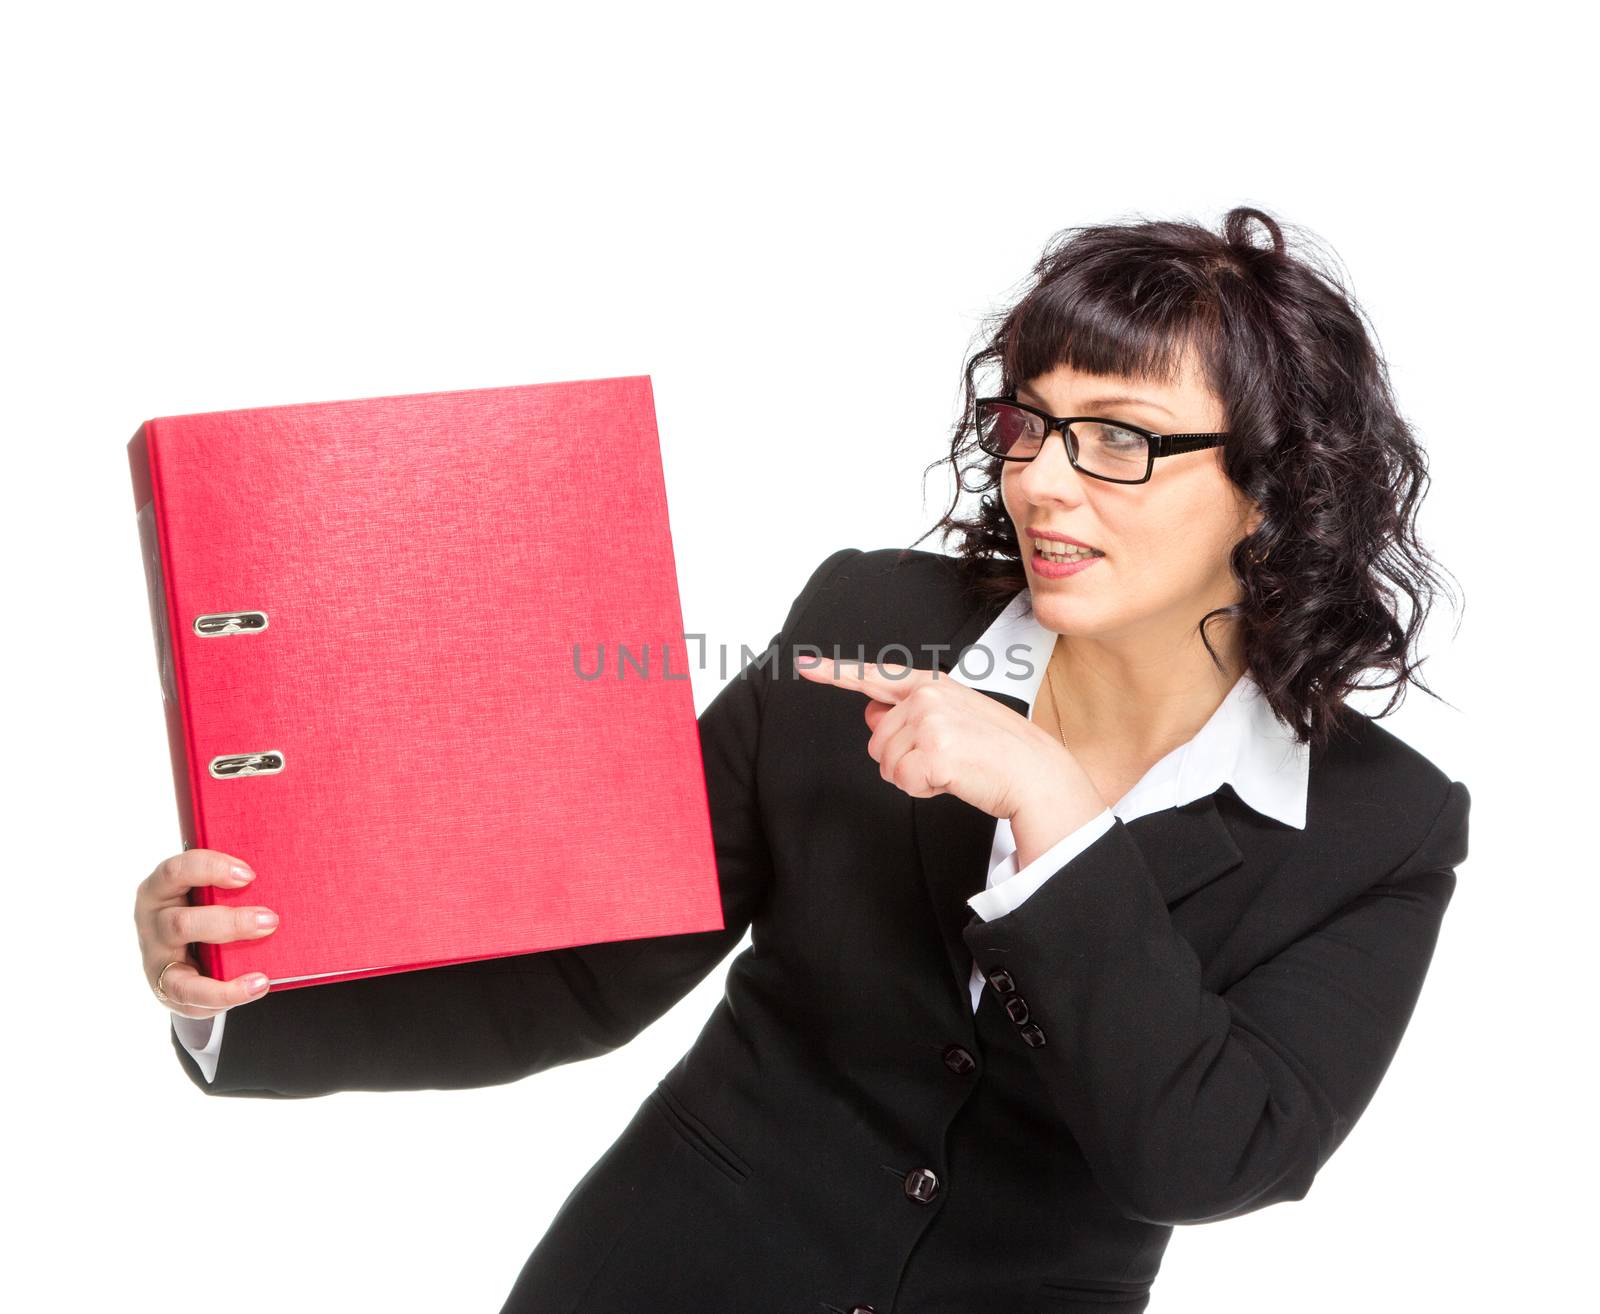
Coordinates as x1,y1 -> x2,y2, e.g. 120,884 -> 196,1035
941,1044 -> 976,1075
1019,1023 -> 1047,1048
847,1307 -> 877,1314
985,967 -> 1016,994
1004,995 -> 1031,1025
903,1167 -> 941,1204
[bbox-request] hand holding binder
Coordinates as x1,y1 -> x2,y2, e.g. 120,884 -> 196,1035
134,847 -> 278,1018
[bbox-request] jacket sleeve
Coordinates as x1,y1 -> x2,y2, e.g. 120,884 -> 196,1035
967,808 -> 1115,921
960,777 -> 1469,1227
171,546 -> 861,1099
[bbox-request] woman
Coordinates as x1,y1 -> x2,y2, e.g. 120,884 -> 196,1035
135,205 -> 1468,1313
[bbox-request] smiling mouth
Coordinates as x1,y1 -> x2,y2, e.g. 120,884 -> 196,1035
1030,538 -> 1105,564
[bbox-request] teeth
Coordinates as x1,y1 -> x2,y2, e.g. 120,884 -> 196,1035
1033,538 -> 1102,561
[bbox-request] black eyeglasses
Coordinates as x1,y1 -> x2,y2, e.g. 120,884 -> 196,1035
974,396 -> 1229,485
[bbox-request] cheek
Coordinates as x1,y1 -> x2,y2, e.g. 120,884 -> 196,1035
1000,467 -> 1021,517
1122,493 -> 1238,591
1138,546 -> 1223,600
1000,470 -> 1034,538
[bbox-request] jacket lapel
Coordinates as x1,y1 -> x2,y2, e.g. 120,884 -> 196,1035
910,590 -> 1246,1007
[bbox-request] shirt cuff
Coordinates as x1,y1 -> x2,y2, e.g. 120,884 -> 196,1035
171,1011 -> 227,1084
966,808 -> 1115,922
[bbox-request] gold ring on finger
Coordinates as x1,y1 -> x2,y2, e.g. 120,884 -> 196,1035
153,959 -> 185,1004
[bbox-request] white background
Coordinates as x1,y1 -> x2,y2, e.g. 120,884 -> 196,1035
5,3 -> 1591,1311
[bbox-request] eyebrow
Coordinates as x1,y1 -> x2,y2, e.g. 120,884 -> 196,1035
1014,382 -> 1175,418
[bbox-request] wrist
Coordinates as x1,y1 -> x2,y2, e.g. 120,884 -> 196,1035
1008,751 -> 1107,870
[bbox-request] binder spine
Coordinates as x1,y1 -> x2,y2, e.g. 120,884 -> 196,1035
130,424 -> 221,980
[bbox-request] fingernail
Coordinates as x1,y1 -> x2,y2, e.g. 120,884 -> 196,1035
254,911 -> 279,929
795,654 -> 820,666
230,865 -> 255,883
245,974 -> 269,993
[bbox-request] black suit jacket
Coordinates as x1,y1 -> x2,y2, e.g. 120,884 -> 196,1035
172,546 -> 1469,1314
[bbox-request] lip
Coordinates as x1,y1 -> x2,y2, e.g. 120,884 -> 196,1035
1030,548 -> 1103,580
1027,527 -> 1102,552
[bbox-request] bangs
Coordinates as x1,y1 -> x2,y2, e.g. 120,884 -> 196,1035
999,260 -> 1224,396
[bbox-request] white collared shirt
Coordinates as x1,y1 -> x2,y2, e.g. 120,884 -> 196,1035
173,585 -> 1312,1075
946,587 -> 1310,1013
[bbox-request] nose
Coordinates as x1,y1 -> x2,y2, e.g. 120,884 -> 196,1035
1014,424 -> 1089,502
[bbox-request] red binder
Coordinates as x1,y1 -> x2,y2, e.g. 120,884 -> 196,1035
127,376 -> 723,990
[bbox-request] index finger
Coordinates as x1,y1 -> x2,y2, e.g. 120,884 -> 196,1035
145,850 -> 258,901
795,657 -> 946,702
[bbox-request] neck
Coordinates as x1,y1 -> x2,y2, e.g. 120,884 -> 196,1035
1043,620 -> 1248,766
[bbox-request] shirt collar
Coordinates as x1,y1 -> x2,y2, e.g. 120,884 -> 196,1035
944,587 -> 1309,829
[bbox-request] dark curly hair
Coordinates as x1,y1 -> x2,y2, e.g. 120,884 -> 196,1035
910,204 -> 1461,751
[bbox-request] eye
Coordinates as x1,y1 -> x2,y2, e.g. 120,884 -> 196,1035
1069,422 -> 1151,477
1078,422 -> 1145,450
978,402 -> 1045,455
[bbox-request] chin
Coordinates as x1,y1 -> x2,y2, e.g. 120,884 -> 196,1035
1027,591 -> 1093,632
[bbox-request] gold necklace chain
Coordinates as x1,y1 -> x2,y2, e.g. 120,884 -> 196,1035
1043,642 -> 1071,750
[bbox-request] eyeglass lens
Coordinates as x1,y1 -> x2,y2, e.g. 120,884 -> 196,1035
976,402 -> 1149,480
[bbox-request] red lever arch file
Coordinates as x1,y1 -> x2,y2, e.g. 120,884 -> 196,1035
127,375 -> 723,991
